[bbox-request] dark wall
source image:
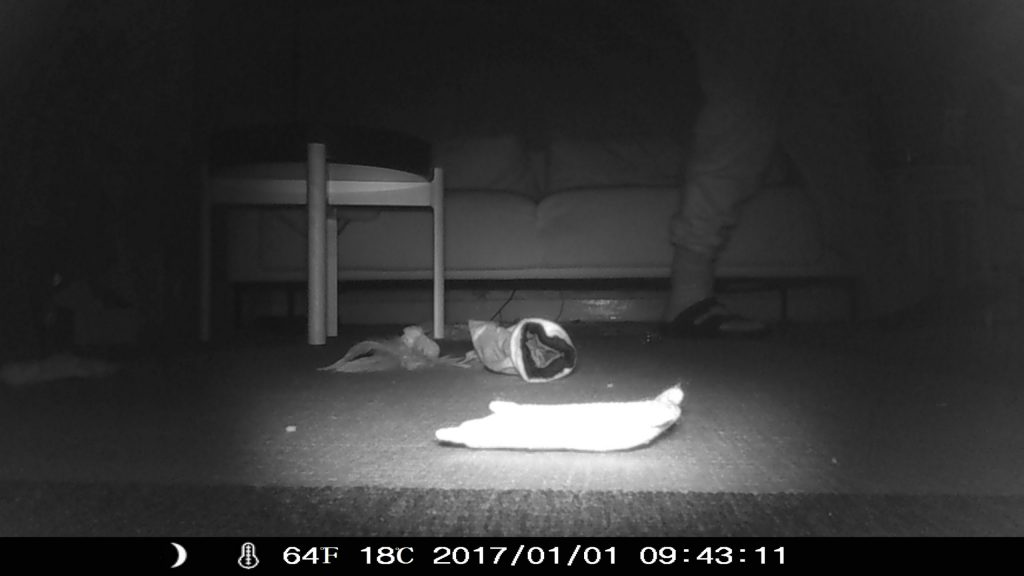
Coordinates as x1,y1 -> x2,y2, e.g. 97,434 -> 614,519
1,0 -> 197,356
1,0 -> 1020,356
194,0 -> 701,140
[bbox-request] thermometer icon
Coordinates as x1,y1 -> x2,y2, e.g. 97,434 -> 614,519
238,542 -> 260,569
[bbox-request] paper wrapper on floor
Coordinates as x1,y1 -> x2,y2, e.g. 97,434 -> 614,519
468,318 -> 577,383
320,326 -> 471,372
436,386 -> 684,451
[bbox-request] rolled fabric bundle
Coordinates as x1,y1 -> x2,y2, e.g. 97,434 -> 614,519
467,319 -> 517,375
508,318 -> 577,383
469,318 -> 577,383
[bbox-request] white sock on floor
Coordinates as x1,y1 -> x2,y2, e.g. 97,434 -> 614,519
435,386 -> 685,452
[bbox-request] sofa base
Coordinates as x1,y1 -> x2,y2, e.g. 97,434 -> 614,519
226,277 -> 857,335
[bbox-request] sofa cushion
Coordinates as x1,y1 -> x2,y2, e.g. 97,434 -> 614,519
333,189 -> 545,277
535,187 -> 676,274
717,186 -> 832,275
225,185 -> 841,283
534,185 -> 834,277
226,190 -> 546,281
545,135 -> 685,192
433,134 -> 539,198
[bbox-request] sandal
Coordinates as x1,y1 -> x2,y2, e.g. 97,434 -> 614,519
662,297 -> 769,339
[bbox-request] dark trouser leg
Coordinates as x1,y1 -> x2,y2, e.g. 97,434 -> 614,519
666,0 -> 790,321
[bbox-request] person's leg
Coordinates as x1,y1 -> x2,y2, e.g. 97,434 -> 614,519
666,0 -> 791,333
667,97 -> 779,319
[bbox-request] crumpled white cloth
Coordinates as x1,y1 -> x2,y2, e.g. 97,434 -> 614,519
435,385 -> 684,451
319,326 -> 473,373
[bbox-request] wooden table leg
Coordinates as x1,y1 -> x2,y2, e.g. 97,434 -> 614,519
307,142 -> 327,345
327,207 -> 338,338
432,167 -> 445,340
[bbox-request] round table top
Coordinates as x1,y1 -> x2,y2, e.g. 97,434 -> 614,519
212,162 -> 428,183
208,124 -> 433,180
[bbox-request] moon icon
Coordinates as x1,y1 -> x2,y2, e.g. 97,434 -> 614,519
171,542 -> 187,569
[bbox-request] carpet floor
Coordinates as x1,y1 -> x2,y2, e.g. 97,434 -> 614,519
2,320 -> 1023,536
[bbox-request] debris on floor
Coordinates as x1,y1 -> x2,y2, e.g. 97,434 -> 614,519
320,318 -> 579,382
0,354 -> 119,388
319,325 -> 474,373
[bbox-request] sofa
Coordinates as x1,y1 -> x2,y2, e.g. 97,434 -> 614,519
220,132 -> 854,325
